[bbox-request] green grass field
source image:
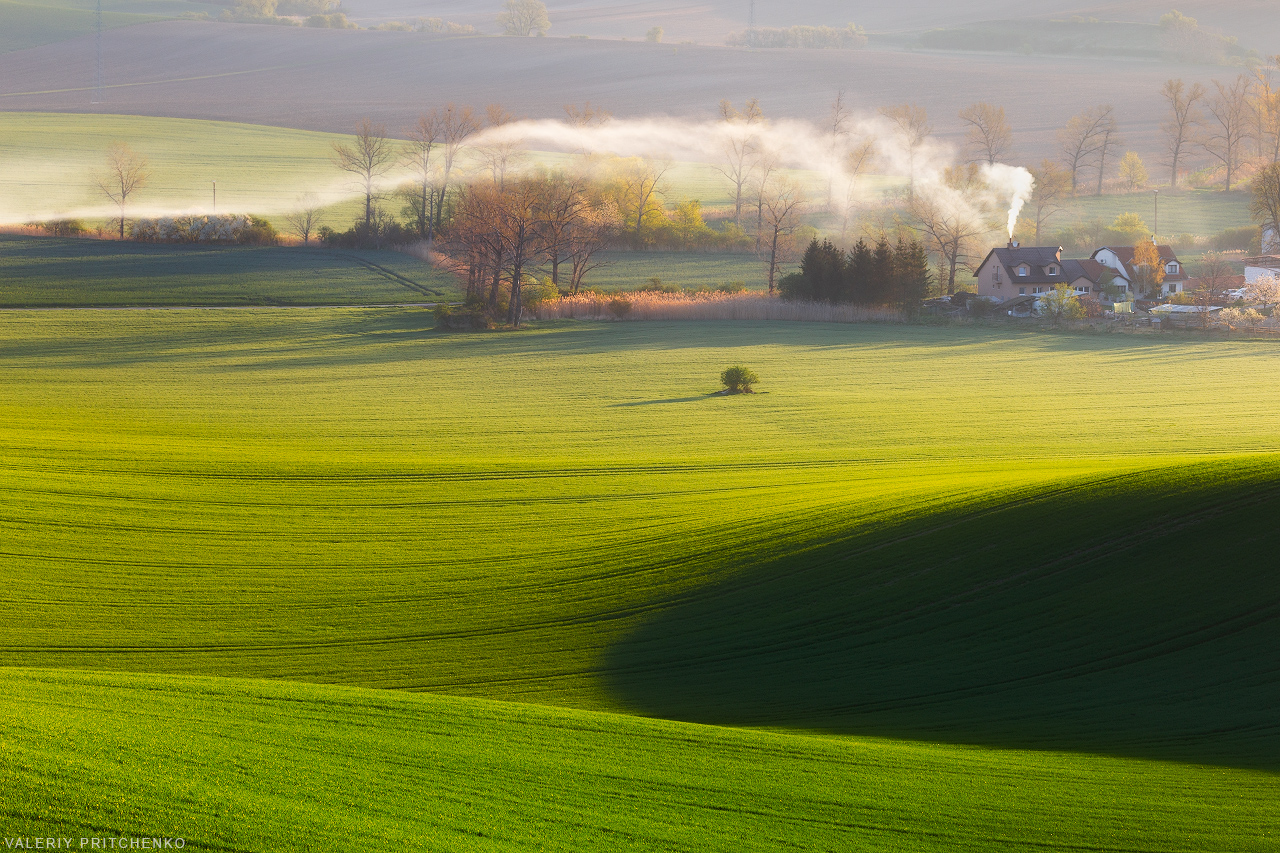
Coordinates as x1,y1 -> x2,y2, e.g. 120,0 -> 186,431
590,249 -> 766,290
0,235 -> 458,304
1,313 -> 1279,847
1061,187 -> 1255,238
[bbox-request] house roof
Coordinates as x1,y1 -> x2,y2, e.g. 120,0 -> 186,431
1244,255 -> 1280,268
974,246 -> 1107,285
1092,245 -> 1187,281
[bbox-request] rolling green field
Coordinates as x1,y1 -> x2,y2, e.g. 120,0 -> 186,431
1,312 -> 1279,848
0,234 -> 458,305
0,0 -> 185,54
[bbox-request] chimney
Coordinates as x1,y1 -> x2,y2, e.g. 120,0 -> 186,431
1008,239 -> 1019,249
1056,247 -> 1062,261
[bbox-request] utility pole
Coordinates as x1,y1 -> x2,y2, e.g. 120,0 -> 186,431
1153,188 -> 1159,244
92,0 -> 104,105
212,180 -> 217,213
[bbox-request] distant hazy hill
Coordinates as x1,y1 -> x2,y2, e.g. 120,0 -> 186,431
348,0 -> 1280,53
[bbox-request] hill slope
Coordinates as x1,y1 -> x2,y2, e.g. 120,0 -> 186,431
2,315 -> 1279,773
3,669 -> 1277,851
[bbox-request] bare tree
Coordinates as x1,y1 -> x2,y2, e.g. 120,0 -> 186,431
879,103 -> 931,199
283,192 -> 323,245
839,136 -> 877,240
1028,160 -> 1070,243
758,175 -> 805,294
402,112 -> 440,241
749,152 -> 778,247
958,103 -> 1012,165
332,118 -> 397,230
1192,252 -> 1234,331
436,103 -> 478,233
566,199 -> 618,294
535,170 -> 591,287
1161,79 -> 1205,189
96,142 -> 149,239
911,166 -> 997,294
1202,75 -> 1253,191
826,90 -> 852,206
1094,115 -> 1122,196
716,98 -> 764,226
1057,105 -> 1114,194
480,104 -> 523,189
1250,59 -> 1280,165
497,0 -> 549,36
1252,163 -> 1280,251
563,102 -> 611,127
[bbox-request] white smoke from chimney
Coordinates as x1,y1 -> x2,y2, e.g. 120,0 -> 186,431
469,115 -> 1034,242
981,163 -> 1035,239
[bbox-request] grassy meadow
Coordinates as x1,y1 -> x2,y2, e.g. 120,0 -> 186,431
0,235 -> 458,305
1,312 -> 1279,846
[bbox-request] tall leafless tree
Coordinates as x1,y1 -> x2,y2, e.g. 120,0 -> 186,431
758,175 -> 805,294
1029,160 -> 1070,243
283,192 -> 323,245
1094,115 -> 1122,195
958,102 -> 1012,165
332,118 -> 397,230
1202,75 -> 1253,191
436,103 -> 478,233
879,103 -> 931,199
480,104 -> 523,189
497,0 -> 549,36
1057,105 -> 1114,194
716,98 -> 764,226
403,112 -> 441,241
96,142 -> 149,239
911,167 -> 996,294
1160,79 -> 1205,189
839,136 -> 877,240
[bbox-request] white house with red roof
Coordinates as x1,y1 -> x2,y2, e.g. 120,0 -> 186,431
1091,243 -> 1188,297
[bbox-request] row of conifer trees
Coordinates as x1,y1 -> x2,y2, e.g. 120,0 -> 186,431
780,237 -> 933,307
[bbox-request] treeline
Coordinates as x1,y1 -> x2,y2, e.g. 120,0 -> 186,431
727,24 -> 867,50
780,238 -> 931,309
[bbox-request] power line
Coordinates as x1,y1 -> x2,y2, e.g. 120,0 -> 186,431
92,0 -> 104,105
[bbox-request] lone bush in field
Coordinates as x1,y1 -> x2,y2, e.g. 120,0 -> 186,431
608,298 -> 632,319
720,365 -> 759,394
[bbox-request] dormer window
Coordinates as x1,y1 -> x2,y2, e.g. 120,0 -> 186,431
1047,264 -> 1059,276
1166,261 -> 1179,274
1016,264 -> 1029,276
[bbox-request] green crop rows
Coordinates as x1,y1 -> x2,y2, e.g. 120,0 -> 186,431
0,235 -> 458,305
1,313 -> 1278,848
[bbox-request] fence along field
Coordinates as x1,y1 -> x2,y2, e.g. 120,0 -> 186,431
1,311 -> 1279,849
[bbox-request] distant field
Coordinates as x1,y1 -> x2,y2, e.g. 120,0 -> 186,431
591,250 -> 766,290
1063,188 -> 1255,238
0,235 -> 458,305
2,314 -> 1280,845
0,112 -> 362,226
0,0 -> 169,54
0,20 -> 1223,163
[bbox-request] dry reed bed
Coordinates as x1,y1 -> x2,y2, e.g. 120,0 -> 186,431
534,291 -> 906,323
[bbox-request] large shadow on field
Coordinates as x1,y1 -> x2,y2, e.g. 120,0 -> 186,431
604,460 -> 1280,770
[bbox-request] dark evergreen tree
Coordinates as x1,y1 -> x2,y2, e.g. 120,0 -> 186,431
846,239 -> 872,304
866,237 -> 895,305
894,237 -> 932,312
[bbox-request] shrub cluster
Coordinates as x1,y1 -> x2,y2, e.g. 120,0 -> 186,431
130,214 -> 277,245
779,237 -> 931,308
727,24 -> 867,49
